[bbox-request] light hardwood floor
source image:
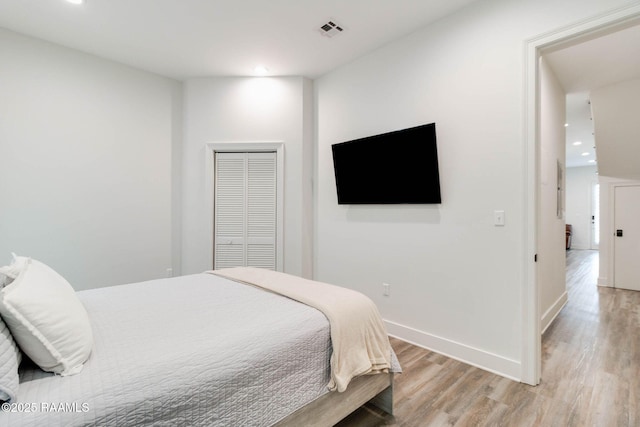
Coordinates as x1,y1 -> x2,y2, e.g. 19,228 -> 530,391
337,249 -> 640,426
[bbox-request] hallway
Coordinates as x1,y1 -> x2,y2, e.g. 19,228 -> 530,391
539,249 -> 640,426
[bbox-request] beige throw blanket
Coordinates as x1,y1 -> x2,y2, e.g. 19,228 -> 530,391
209,267 -> 392,392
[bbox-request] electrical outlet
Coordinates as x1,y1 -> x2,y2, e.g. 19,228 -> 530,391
383,283 -> 391,296
166,268 -> 173,278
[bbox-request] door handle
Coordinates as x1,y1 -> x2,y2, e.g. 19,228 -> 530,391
616,229 -> 623,237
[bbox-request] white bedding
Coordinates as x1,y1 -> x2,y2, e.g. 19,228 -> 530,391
0,273 -> 332,427
211,268 -> 393,393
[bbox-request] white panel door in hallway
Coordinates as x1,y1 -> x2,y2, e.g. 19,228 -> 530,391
614,185 -> 640,291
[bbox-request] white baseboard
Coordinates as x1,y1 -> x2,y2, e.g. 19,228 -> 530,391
540,291 -> 568,334
384,320 -> 521,382
597,276 -> 610,287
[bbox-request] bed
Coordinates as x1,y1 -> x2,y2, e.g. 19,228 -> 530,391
0,261 -> 399,427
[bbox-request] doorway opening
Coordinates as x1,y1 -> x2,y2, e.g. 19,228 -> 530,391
524,5 -> 640,385
591,182 -> 600,250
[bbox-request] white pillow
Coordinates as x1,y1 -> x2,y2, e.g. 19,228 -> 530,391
0,316 -> 21,403
0,258 -> 93,376
0,253 -> 29,287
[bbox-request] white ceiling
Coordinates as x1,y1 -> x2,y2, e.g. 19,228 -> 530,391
563,92 -> 596,168
0,0 -> 481,80
3,1 -> 639,174
544,21 -> 640,170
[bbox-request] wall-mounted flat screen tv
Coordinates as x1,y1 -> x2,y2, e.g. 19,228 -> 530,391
331,123 -> 441,204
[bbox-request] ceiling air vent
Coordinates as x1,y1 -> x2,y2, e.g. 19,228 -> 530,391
319,20 -> 344,38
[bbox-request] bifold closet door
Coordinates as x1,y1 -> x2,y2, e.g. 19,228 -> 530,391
214,152 -> 277,270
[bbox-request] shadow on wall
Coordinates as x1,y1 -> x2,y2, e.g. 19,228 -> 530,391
344,205 -> 441,224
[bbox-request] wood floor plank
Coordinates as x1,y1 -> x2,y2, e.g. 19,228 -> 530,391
451,395 -> 505,427
339,250 -> 640,426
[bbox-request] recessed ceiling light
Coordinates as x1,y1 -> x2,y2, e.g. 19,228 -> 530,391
253,65 -> 269,76
588,159 -> 596,163
564,123 -> 569,127
572,141 -> 582,146
66,0 -> 84,4
581,152 -> 590,156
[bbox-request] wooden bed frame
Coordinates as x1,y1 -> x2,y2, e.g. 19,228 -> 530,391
275,373 -> 394,426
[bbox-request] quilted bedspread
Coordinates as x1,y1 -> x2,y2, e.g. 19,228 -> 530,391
0,273 -> 331,427
211,267 -> 393,393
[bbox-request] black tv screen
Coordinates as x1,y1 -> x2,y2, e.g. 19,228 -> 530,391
331,123 -> 441,204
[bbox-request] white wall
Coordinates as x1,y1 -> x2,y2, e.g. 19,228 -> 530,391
0,28 -> 182,290
538,57 -> 567,333
591,78 -> 640,180
566,166 -> 598,250
181,77 -> 313,277
314,0 -> 631,380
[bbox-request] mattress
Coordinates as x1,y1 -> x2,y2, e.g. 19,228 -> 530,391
0,273 -> 332,427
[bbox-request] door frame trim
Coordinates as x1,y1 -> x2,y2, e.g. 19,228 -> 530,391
523,3 -> 640,385
205,142 -> 285,272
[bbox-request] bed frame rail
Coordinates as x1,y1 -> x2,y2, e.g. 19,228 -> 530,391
274,373 -> 393,426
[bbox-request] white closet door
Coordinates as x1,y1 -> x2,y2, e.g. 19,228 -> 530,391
214,152 -> 277,270
246,153 -> 277,268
